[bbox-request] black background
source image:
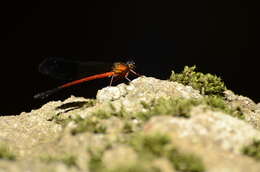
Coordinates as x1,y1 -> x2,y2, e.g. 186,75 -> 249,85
0,1 -> 257,115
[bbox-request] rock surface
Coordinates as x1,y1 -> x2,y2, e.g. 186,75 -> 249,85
0,76 -> 260,172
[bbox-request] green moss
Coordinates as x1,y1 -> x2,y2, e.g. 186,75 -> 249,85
0,145 -> 16,161
89,154 -> 160,172
88,142 -> 160,172
242,139 -> 260,161
122,122 -> 133,133
129,133 -> 205,172
167,150 -> 205,172
86,132 -> 205,172
130,133 -> 171,157
91,103 -> 128,119
137,96 -> 244,121
40,154 -> 77,167
71,116 -> 107,135
88,154 -> 103,172
61,155 -> 77,167
137,98 -> 201,120
203,96 -> 244,119
87,144 -> 111,172
92,110 -> 113,119
84,99 -> 97,108
170,66 -> 227,96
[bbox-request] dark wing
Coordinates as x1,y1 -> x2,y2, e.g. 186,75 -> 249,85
38,57 -> 113,81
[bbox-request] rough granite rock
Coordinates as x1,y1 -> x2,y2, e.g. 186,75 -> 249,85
224,90 -> 260,129
0,76 -> 259,172
96,77 -> 202,114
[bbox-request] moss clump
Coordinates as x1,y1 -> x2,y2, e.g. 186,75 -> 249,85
87,133 -> 205,172
242,139 -> 260,161
122,121 -> 135,133
203,96 -> 244,119
138,95 -> 244,121
167,151 -> 205,172
170,66 -> 227,96
87,103 -> 129,120
40,154 -> 77,167
60,155 -> 77,167
0,145 -> 16,161
137,98 -> 201,120
87,143 -> 112,172
129,133 -> 205,172
88,152 -> 103,172
130,133 -> 172,158
71,116 -> 106,135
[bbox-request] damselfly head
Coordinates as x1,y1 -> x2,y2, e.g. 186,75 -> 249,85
126,60 -> 136,69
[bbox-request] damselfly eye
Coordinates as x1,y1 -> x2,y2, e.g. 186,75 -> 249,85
126,61 -> 135,69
